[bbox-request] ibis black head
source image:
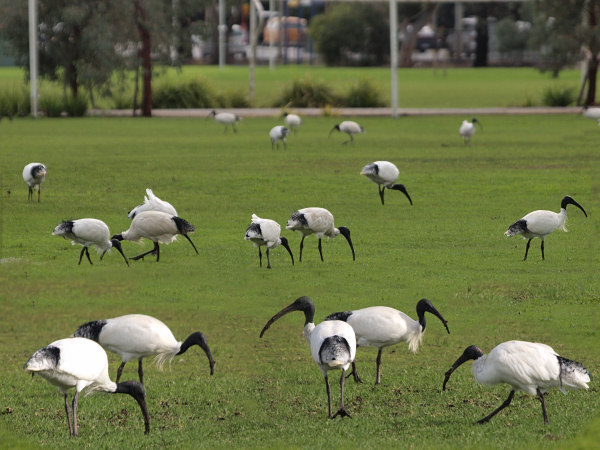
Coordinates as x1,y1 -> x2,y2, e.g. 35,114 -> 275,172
472,118 -> 482,129
104,239 -> 129,266
114,380 -> 150,434
111,233 -> 124,241
207,110 -> 217,119
279,236 -> 294,265
391,184 -> 413,205
328,124 -> 341,137
176,331 -> 215,375
561,196 -> 587,217
416,299 -> 449,333
338,226 -> 355,261
442,345 -> 484,391
260,296 -> 315,338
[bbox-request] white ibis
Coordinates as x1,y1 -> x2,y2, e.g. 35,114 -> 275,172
207,110 -> 241,133
74,314 -> 215,385
260,296 -> 356,419
23,162 -> 47,202
443,340 -> 590,424
286,207 -> 355,262
504,195 -> 587,260
459,118 -> 481,145
283,112 -> 302,134
583,106 -> 600,125
244,214 -> 294,268
269,126 -> 290,149
325,299 -> 449,385
112,210 -> 198,262
24,337 -> 150,436
128,188 -> 177,219
53,219 -> 129,266
329,121 -> 364,144
360,161 -> 413,206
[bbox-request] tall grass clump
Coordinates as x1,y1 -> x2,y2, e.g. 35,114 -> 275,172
344,78 -> 385,107
274,78 -> 340,107
64,94 -> 88,117
153,78 -> 219,108
0,86 -> 30,117
542,85 -> 576,106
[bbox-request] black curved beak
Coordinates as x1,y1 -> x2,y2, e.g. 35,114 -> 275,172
111,239 -> 130,266
328,126 -> 338,138
392,184 -> 413,205
260,303 -> 297,338
115,381 -> 150,434
473,118 -> 483,130
198,334 -> 216,376
443,346 -> 482,391
338,226 -> 355,261
562,196 -> 588,218
183,234 -> 199,254
260,296 -> 314,338
280,237 -> 294,265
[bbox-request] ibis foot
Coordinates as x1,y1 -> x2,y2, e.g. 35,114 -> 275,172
331,407 -> 352,419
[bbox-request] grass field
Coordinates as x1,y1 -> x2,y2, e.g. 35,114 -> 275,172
0,113 -> 598,448
0,65 -> 583,108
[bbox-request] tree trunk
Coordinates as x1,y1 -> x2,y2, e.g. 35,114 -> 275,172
585,2 -> 598,105
398,4 -> 439,67
473,9 -> 488,67
134,1 -> 152,117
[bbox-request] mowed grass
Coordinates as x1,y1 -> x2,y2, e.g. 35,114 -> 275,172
0,65 -> 582,108
0,113 -> 598,448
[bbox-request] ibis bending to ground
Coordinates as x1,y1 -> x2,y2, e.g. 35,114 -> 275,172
504,195 -> 587,261
260,296 -> 356,419
244,214 -> 294,268
329,121 -> 364,144
283,112 -> 302,133
443,340 -> 590,424
53,219 -> 129,266
74,314 -> 215,385
325,299 -> 449,385
112,211 -> 198,262
24,337 -> 150,436
286,207 -> 355,262
360,161 -> 413,206
128,188 -> 177,219
583,106 -> 600,125
23,163 -> 47,202
207,110 -> 241,133
269,126 -> 290,149
459,118 -> 481,145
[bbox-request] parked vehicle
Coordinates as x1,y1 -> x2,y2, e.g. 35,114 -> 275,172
446,17 -> 477,56
263,16 -> 307,46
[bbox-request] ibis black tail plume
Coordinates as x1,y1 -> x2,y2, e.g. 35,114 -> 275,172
260,296 -> 315,338
177,332 -> 215,375
443,345 -> 484,391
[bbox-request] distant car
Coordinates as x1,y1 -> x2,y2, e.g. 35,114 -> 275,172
191,24 -> 248,60
416,25 -> 436,52
447,17 -> 477,56
263,16 -> 307,46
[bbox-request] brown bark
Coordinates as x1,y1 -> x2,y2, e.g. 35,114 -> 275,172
134,0 -> 152,117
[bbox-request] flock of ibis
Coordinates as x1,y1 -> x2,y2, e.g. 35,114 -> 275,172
18,111 -> 593,437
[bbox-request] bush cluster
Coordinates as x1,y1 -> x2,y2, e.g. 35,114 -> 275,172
542,85 -> 575,107
152,78 -> 250,109
0,87 -> 30,118
38,92 -> 88,117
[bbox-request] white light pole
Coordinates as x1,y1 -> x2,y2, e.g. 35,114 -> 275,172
218,0 -> 226,68
389,0 -> 398,118
28,0 -> 39,118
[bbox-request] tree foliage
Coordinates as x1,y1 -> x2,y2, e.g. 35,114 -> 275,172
309,4 -> 389,66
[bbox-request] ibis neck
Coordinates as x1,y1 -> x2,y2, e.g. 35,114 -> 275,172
303,322 -> 315,344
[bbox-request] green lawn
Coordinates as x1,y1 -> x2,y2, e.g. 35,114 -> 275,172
0,113 -> 598,448
0,65 -> 584,108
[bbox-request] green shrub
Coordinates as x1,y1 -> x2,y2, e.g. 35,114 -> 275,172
224,89 -> 250,108
274,78 -> 340,107
344,79 -> 385,107
64,94 -> 88,117
39,91 -> 65,117
542,85 -> 575,106
112,92 -> 134,109
153,78 -> 218,108
0,86 -> 30,118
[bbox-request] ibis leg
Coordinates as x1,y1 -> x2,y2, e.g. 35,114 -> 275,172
232,124 -> 237,133
63,392 -> 74,436
138,359 -> 144,386
78,247 -> 86,265
258,247 -> 262,267
28,186 -> 33,201
346,361 -> 364,383
375,348 -> 383,385
38,185 -> 41,203
84,247 -> 93,265
324,374 -> 332,418
299,236 -> 305,262
266,248 -> 272,269
541,240 -> 545,261
130,242 -> 160,261
537,388 -> 549,424
523,239 -> 532,261
318,238 -> 324,262
477,390 -> 515,424
379,186 -> 385,205
116,361 -> 127,383
72,391 -> 80,437
332,369 -> 352,419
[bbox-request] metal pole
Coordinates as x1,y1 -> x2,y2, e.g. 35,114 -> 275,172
218,0 -> 226,68
249,0 -> 257,100
28,0 -> 38,118
389,0 -> 398,118
454,2 -> 463,62
269,0 -> 275,70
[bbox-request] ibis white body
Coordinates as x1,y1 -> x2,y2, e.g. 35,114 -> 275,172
244,214 -> 293,268
283,113 -> 302,133
360,161 -> 412,205
583,106 -> 600,125
73,314 -> 215,384
269,125 -> 289,149
53,218 -> 128,265
24,337 -> 150,436
330,121 -> 364,144
286,207 -> 355,262
459,118 -> 480,145
128,188 -> 177,219
208,110 -> 241,132
23,162 -> 47,202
